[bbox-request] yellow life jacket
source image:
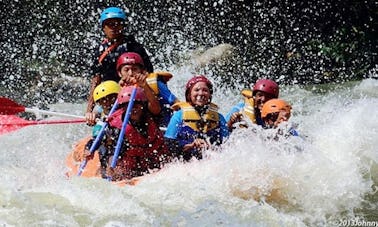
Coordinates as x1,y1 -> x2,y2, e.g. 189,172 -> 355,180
241,89 -> 256,124
171,102 -> 220,133
146,71 -> 173,94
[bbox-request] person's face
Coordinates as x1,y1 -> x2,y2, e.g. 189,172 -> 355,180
118,64 -> 144,85
97,94 -> 117,113
254,91 -> 276,111
264,109 -> 291,128
189,81 -> 211,106
102,18 -> 124,40
119,64 -> 143,78
129,102 -> 144,121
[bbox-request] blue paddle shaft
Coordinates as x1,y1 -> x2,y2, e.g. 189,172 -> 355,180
110,86 -> 137,169
77,100 -> 119,176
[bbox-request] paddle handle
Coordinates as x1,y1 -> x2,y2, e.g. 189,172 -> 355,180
24,107 -> 85,119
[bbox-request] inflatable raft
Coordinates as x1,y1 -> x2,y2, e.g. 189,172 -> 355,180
65,136 -> 140,186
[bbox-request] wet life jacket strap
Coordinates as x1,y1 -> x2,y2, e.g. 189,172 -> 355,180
98,41 -> 121,65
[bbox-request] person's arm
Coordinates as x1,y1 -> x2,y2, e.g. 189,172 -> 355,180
225,103 -> 243,122
157,80 -> 179,105
225,103 -> 244,130
219,113 -> 230,138
120,70 -> 161,115
85,75 -> 101,125
164,110 -> 185,159
140,82 -> 161,115
164,110 -> 181,139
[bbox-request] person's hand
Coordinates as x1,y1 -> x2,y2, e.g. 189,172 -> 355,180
82,147 -> 94,160
119,70 -> 148,87
106,166 -> 115,179
119,76 -> 131,87
85,112 -> 97,126
194,138 -> 210,150
133,71 -> 148,88
184,138 -> 210,151
227,112 -> 243,129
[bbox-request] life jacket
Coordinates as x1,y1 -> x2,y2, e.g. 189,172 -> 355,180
108,111 -> 166,157
146,71 -> 175,128
108,113 -> 168,179
107,108 -> 124,129
123,118 -> 164,157
241,89 -> 256,124
146,71 -> 173,94
171,102 -> 223,161
92,34 -> 154,84
98,38 -> 122,65
172,102 -> 220,133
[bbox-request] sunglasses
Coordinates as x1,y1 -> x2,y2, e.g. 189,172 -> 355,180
104,21 -> 124,27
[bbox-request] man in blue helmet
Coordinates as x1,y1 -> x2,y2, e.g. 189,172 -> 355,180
85,6 -> 154,123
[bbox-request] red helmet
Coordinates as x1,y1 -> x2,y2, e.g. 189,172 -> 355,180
117,86 -> 147,105
253,79 -> 279,98
185,75 -> 213,101
116,52 -> 144,71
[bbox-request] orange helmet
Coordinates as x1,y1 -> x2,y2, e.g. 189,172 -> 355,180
261,99 -> 291,119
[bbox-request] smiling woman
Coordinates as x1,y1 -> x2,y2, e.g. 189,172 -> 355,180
164,75 -> 230,161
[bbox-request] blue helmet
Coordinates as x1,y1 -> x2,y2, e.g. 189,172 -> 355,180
100,7 -> 126,26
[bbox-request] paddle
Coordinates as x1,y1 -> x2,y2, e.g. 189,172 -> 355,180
0,115 -> 85,135
77,99 -> 119,176
108,85 -> 138,181
0,97 -> 85,119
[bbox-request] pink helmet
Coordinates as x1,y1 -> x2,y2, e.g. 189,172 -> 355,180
117,86 -> 147,105
185,75 -> 213,101
253,79 -> 279,98
116,52 -> 144,71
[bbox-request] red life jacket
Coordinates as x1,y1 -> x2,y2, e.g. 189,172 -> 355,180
108,111 -> 169,179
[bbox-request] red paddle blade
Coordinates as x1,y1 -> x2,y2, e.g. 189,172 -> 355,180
0,97 -> 26,115
0,115 -> 29,135
0,115 -> 86,135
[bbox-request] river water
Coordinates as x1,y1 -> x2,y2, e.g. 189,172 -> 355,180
0,65 -> 377,226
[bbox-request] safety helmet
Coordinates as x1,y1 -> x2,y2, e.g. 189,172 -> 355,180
253,79 -> 279,98
261,99 -> 291,119
185,75 -> 213,102
93,80 -> 121,102
117,86 -> 147,105
116,52 -> 145,71
100,7 -> 126,27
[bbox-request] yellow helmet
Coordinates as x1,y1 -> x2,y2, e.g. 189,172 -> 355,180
93,80 -> 121,102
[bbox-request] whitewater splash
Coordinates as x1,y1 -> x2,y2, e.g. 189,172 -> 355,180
0,77 -> 377,226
